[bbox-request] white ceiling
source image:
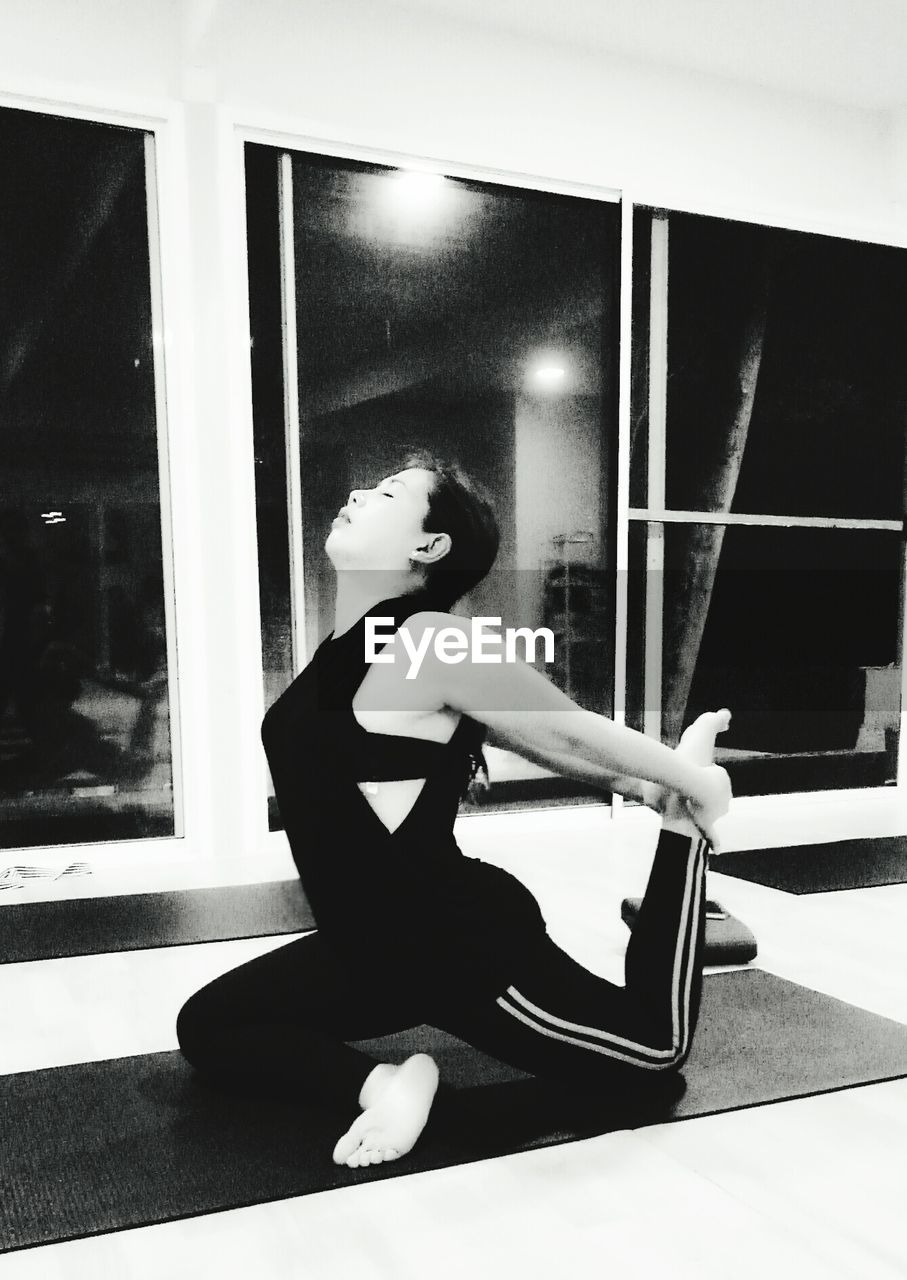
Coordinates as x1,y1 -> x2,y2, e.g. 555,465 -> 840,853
400,0 -> 907,110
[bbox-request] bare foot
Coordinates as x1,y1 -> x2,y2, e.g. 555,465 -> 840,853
664,710 -> 732,844
332,1053 -> 440,1168
677,709 -> 731,766
358,1062 -> 398,1110
640,710 -> 732,814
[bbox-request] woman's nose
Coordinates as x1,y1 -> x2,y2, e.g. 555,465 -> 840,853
349,489 -> 366,507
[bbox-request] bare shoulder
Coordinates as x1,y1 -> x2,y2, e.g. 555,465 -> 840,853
358,609 -> 486,708
415,609 -> 576,711
402,609 -> 451,634
382,608 -> 591,759
405,609 -> 486,632
368,609 -> 470,652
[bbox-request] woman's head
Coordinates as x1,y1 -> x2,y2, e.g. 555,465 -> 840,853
325,448 -> 499,609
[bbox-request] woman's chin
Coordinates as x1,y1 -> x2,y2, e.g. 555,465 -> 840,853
324,540 -> 361,570
324,524 -> 347,548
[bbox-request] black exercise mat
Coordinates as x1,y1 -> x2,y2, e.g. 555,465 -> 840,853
4,968 -> 907,1253
716,836 -> 907,894
0,882 -> 314,965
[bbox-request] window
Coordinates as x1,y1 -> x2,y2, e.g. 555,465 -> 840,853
628,209 -> 907,794
0,107 -> 176,851
246,145 -> 621,822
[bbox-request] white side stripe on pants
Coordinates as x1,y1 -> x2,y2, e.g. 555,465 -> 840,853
494,837 -> 707,1069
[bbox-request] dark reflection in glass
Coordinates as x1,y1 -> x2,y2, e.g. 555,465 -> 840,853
245,147 -> 292,727
296,157 -> 618,814
246,145 -> 620,822
630,208 -> 907,521
628,207 -> 652,511
627,521 -> 902,794
0,108 -> 173,852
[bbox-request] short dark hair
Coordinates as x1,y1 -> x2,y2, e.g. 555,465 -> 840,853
398,448 -> 500,609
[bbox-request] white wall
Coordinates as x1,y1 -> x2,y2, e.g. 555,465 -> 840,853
1,0 -> 903,236
214,0 -> 898,235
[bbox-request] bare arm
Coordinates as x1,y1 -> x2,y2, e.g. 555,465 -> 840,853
483,723 -> 659,805
409,612 -> 717,810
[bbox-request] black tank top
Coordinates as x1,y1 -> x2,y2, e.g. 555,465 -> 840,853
260,590 -> 546,1004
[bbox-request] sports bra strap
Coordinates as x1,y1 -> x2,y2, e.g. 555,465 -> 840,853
350,732 -> 449,781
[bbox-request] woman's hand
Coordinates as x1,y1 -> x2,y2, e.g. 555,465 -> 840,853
684,764 -> 733,853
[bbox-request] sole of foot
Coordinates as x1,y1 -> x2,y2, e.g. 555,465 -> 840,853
333,1053 -> 440,1169
663,709 -> 732,843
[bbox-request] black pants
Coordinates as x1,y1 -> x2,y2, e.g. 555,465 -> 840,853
177,830 -> 708,1113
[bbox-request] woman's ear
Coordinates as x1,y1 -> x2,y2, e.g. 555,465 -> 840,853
411,531 -> 452,565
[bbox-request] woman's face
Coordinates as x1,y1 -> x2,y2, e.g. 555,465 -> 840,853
325,466 -> 444,573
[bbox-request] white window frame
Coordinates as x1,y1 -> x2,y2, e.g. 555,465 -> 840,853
0,90 -> 208,883
237,121 -> 907,865
615,200 -> 907,849
242,126 -> 624,835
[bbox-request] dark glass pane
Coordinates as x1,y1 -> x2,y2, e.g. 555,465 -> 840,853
288,153 -> 619,811
627,521 -> 901,794
628,207 -> 652,510
245,146 -> 291,829
0,108 -> 174,850
631,208 -> 907,521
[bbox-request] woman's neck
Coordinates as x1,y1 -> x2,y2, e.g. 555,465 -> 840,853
331,571 -> 428,640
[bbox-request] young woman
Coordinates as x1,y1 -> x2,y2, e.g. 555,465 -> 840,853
177,449 -> 732,1169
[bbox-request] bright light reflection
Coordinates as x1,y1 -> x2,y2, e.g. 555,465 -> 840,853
387,170 -> 448,212
534,365 -> 567,384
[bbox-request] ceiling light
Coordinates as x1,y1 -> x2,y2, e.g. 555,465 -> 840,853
386,170 -> 448,213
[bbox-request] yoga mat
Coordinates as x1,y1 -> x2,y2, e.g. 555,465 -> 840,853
4,968 -> 907,1253
0,882 -> 315,965
717,836 -> 907,894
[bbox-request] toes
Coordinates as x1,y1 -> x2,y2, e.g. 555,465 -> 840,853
333,1135 -> 356,1164
333,1114 -> 369,1164
340,1141 -> 401,1169
333,1136 -> 355,1164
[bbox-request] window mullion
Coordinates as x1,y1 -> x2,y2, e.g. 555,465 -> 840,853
611,198 -> 635,817
278,151 -> 307,674
643,215 -> 669,740
629,508 -> 903,532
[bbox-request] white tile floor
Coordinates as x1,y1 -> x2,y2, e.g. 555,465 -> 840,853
3,808 -> 906,1278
